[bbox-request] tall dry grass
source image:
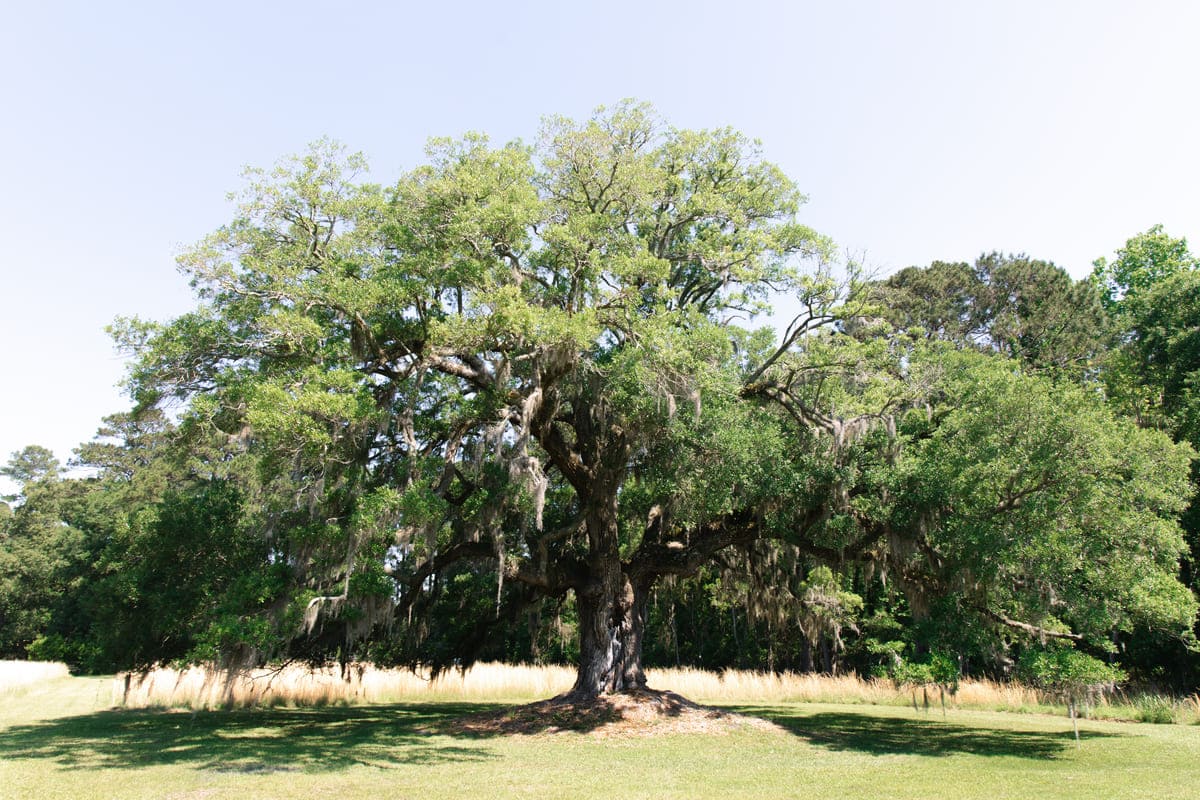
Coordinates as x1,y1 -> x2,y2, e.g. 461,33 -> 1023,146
0,660 -> 70,691
649,667 -> 1047,710
114,661 -> 1078,715
115,662 -> 578,709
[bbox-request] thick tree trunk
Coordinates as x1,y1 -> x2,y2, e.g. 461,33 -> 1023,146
569,576 -> 648,700
567,499 -> 649,701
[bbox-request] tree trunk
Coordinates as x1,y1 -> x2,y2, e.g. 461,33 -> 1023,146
801,637 -> 814,673
669,601 -> 680,667
567,499 -> 649,701
1070,699 -> 1080,746
569,574 -> 648,699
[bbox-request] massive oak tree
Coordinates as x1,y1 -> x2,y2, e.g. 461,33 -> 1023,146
115,105 -> 1196,699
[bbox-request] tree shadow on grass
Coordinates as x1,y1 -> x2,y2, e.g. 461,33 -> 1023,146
730,707 -> 1121,760
0,702 -> 503,773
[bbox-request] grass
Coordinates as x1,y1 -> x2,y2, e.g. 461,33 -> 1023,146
113,661 -> 581,708
5,665 -> 1200,799
112,661 -> 1198,723
0,659 -> 69,691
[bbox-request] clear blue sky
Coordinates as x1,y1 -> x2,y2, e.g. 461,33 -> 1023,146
3,1 -> 1199,492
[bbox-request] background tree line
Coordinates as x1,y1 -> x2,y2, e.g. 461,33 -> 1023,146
2,111 -> 1197,695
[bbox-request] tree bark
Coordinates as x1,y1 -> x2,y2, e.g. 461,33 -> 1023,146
567,499 -> 649,700
801,637 -> 814,673
569,575 -> 649,699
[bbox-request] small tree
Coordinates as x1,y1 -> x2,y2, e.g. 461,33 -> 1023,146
891,651 -> 958,716
1018,646 -> 1125,745
892,657 -> 935,713
796,565 -> 862,674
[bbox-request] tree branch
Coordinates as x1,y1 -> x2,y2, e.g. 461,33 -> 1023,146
978,608 -> 1085,642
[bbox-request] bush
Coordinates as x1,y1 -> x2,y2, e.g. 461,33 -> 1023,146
1135,695 -> 1177,724
26,634 -> 97,673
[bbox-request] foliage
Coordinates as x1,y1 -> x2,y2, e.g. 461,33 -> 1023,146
0,445 -> 59,493
872,253 -> 1107,379
1093,227 -> 1200,433
108,103 -> 855,695
1017,646 -> 1125,704
1089,226 -> 1200,689
1133,695 -> 1178,725
1091,224 -> 1200,315
3,109 -> 1197,700
0,460 -> 87,661
0,406 -> 276,671
895,350 -> 1197,645
1017,644 -> 1125,742
890,651 -> 959,713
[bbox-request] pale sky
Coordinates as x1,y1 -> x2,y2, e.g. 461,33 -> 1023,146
2,1 -> 1199,494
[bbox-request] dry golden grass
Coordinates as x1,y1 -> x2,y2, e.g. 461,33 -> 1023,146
113,660 -> 1095,716
0,660 -> 70,691
651,667 -> 1052,711
648,667 -> 899,704
115,661 -> 578,709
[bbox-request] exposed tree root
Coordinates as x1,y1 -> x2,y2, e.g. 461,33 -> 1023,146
435,688 -> 783,738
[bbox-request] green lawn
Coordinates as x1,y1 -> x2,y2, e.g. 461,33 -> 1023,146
3,674 -> 1200,799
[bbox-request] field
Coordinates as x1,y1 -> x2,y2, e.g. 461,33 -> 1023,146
4,662 -> 1200,799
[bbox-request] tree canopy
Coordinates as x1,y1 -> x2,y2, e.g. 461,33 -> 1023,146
872,253 -> 1107,379
3,105 -> 1193,700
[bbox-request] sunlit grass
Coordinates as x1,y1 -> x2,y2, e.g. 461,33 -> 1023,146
0,659 -> 70,685
5,672 -> 1200,800
0,660 -> 70,697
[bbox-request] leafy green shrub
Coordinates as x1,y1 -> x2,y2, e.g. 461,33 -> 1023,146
26,634 -> 96,673
891,652 -> 960,714
1135,695 -> 1177,724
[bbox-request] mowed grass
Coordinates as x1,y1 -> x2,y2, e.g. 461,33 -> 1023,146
4,669 -> 1200,799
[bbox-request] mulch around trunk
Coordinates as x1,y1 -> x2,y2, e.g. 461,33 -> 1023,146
433,688 -> 783,738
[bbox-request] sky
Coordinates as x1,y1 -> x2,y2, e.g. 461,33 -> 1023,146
2,0 -> 1199,493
